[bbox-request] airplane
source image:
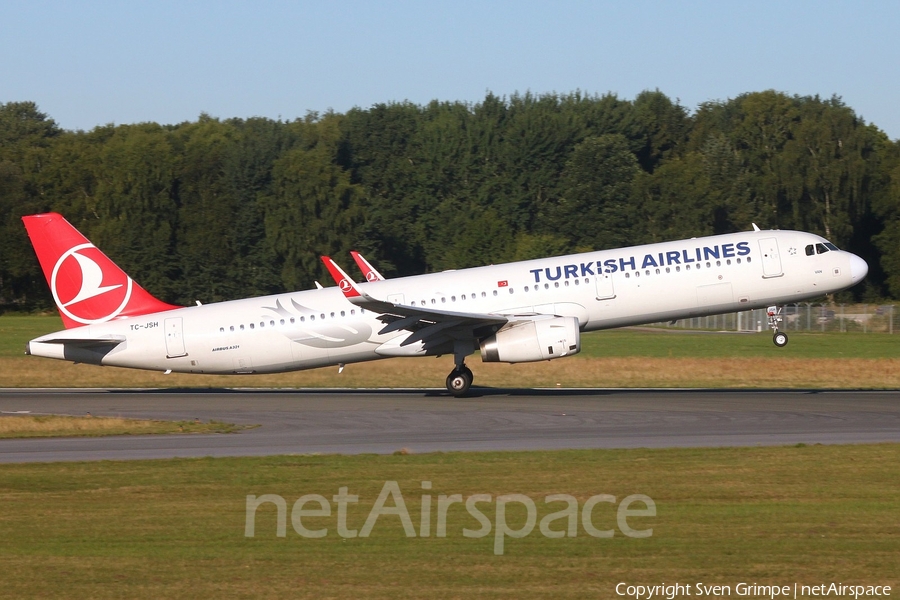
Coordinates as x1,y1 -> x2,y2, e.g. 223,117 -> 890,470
22,213 -> 868,396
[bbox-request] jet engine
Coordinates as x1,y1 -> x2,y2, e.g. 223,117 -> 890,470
480,316 -> 580,363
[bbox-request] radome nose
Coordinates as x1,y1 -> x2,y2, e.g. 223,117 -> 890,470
849,254 -> 868,283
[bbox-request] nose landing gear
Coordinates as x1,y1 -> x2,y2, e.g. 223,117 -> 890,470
768,305 -> 788,347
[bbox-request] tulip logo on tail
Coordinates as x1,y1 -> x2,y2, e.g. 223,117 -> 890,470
365,272 -> 379,282
51,243 -> 133,325
339,279 -> 353,293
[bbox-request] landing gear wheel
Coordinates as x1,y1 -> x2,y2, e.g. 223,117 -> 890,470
446,368 -> 473,397
767,306 -> 787,348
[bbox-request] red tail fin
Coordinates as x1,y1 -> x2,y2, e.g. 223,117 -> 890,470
22,213 -> 181,329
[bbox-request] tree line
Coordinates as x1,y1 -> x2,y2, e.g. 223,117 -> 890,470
1,89 -> 899,310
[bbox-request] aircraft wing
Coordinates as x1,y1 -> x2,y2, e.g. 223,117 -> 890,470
321,257 -> 507,350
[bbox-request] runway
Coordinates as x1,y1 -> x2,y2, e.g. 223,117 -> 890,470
1,388 -> 899,462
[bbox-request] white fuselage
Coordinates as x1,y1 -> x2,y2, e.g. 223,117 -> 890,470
28,229 -> 866,374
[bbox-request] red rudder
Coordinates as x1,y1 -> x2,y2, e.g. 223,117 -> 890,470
22,213 -> 181,329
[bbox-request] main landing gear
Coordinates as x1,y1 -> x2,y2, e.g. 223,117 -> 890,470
446,365 -> 473,396
767,305 -> 788,347
446,340 -> 475,396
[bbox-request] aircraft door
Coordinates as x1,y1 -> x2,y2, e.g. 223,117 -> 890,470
595,273 -> 616,300
164,317 -> 188,358
759,238 -> 783,278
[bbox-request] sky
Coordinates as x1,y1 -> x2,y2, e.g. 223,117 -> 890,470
3,1 -> 899,140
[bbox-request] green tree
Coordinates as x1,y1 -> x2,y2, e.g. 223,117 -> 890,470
262,116 -> 365,290
550,134 -> 641,251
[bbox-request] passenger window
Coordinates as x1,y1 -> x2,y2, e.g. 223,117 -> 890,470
666,267 -> 670,273
524,286 -> 529,292
250,323 -> 255,329
230,326 -> 235,332
451,296 -> 456,302
726,259 -> 731,265
341,311 -> 345,317
635,271 -> 640,277
310,315 -> 315,321
290,317 -> 296,324
441,297 -> 446,303
706,262 -> 711,268
676,266 -> 681,272
655,268 -> 660,275
330,313 -> 335,318
736,258 -> 741,264
240,324 -> 245,330
320,314 -> 325,319
685,265 -> 690,271
575,279 -> 580,285
493,290 -> 498,296
747,257 -> 752,263
554,282 -> 559,287
716,260 -> 721,267
219,327 -> 224,333
509,288 -> 514,293
625,273 -> 630,278
280,319 -> 285,325
544,283 -> 549,289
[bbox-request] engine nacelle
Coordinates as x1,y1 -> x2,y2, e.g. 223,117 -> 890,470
480,316 -> 581,363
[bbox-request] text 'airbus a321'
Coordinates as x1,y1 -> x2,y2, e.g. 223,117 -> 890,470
23,213 -> 867,395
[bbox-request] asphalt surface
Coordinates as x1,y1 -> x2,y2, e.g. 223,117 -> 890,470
0,388 -> 898,462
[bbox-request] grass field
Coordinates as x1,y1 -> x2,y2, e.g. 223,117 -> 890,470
0,414 -> 249,438
3,316 -> 900,389
0,445 -> 897,598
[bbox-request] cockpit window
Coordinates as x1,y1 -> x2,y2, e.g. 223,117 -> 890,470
806,242 -> 840,256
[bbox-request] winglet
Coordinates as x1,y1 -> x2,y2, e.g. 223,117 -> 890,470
350,251 -> 385,282
320,256 -> 362,298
